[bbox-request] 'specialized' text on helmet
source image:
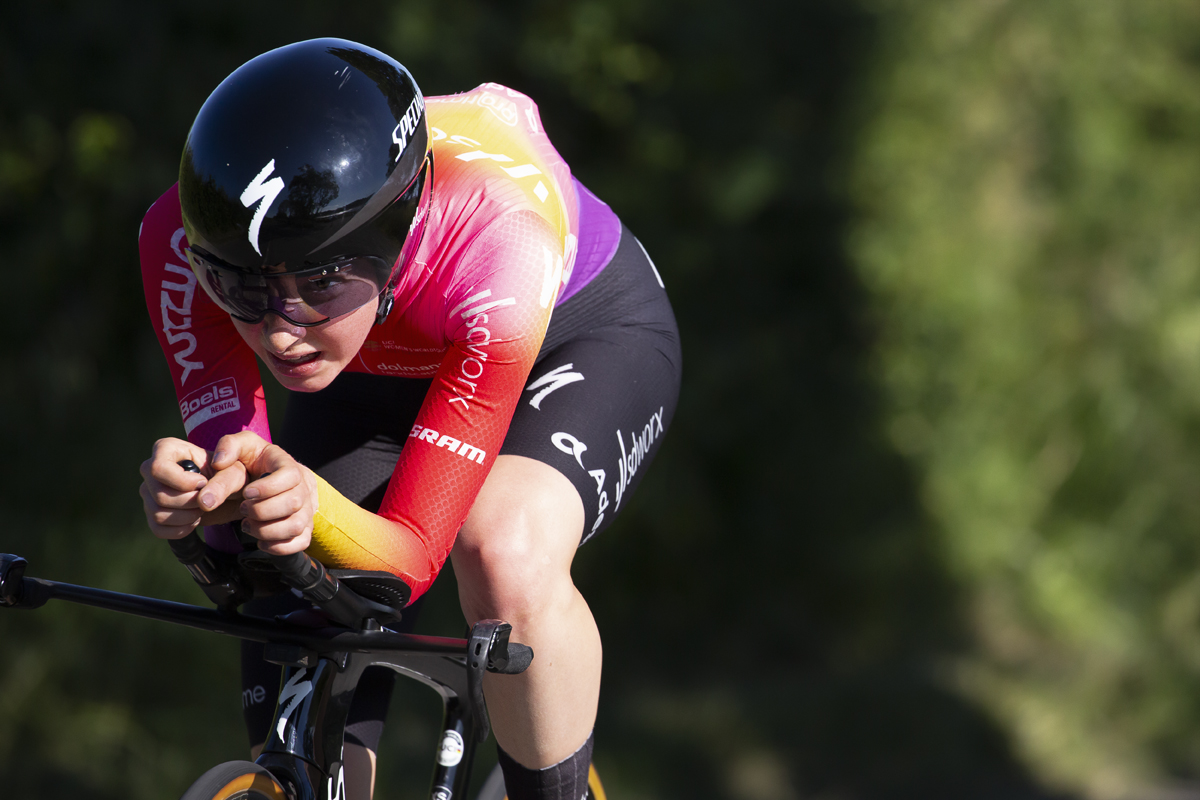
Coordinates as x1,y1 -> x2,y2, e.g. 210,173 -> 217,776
179,38 -> 432,326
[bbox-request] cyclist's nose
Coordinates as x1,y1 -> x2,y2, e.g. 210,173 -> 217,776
261,314 -> 307,352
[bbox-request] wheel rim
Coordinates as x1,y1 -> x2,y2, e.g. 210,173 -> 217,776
588,763 -> 607,800
210,772 -> 285,799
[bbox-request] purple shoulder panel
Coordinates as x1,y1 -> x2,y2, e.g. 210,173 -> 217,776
556,179 -> 621,306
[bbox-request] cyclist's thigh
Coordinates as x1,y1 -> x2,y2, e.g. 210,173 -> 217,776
501,227 -> 682,544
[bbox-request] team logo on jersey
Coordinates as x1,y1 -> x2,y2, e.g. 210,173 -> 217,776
615,406 -> 666,512
376,362 -> 439,377
409,425 -> 487,464
179,378 -> 240,434
525,364 -> 584,409
478,85 -> 520,126
551,431 -> 609,540
240,160 -> 284,256
161,228 -> 204,385
242,684 -> 267,709
447,289 -> 516,411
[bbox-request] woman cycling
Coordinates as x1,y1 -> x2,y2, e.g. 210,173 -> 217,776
137,38 -> 680,800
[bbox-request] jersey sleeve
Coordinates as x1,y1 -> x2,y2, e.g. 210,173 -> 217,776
306,210 -> 562,601
139,184 -> 270,452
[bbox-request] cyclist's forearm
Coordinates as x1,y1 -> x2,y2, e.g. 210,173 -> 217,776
305,475 -> 434,601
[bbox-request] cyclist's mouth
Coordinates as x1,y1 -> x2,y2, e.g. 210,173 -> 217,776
269,351 -> 322,375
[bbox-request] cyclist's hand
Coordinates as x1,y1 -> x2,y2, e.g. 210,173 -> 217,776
213,431 -> 318,556
138,437 -> 227,539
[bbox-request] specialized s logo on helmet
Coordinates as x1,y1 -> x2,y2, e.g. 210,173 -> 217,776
392,93 -> 425,162
241,159 -> 285,256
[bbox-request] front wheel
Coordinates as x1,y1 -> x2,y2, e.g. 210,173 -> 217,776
475,762 -> 607,800
180,761 -> 288,800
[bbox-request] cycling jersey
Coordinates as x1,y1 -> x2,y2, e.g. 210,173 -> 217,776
141,83 -> 624,601
239,222 -> 680,752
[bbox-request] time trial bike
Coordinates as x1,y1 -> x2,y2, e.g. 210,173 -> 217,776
0,485 -> 551,799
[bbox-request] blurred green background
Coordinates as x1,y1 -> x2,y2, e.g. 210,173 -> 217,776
5,0 -> 1200,797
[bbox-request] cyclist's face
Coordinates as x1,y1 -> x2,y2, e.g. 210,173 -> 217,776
230,299 -> 377,392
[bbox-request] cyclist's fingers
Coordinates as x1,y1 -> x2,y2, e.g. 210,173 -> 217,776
148,508 -> 204,532
257,533 -> 312,556
242,446 -> 307,499
196,460 -> 248,512
147,523 -> 201,540
242,515 -> 313,554
140,483 -> 202,538
211,431 -> 271,473
144,477 -> 204,510
139,469 -> 205,511
141,438 -> 210,492
256,533 -> 312,556
240,488 -> 306,523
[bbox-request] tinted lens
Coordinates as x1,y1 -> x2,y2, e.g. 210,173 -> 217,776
295,262 -> 383,316
187,250 -> 392,325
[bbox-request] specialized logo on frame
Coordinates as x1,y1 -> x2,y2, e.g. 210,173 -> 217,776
275,669 -> 313,745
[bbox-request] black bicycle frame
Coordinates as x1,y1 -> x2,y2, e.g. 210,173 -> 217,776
258,648 -> 478,800
0,554 -> 523,800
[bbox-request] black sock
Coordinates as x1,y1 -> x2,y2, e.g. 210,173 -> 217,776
496,731 -> 594,800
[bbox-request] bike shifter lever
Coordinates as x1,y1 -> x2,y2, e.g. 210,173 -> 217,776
466,620 -> 535,742
0,554 -> 27,606
166,460 -> 248,611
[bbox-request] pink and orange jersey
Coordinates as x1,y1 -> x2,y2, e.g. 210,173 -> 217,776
140,83 -> 613,600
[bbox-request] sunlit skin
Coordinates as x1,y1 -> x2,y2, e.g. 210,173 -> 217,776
231,268 -> 382,394
137,297 -> 601,800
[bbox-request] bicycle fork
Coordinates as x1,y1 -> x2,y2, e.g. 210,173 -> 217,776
256,648 -> 482,800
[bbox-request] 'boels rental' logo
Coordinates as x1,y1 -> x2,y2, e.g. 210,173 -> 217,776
180,378 -> 240,434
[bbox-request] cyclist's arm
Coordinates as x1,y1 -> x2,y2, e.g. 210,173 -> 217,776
139,186 -> 273,542
139,185 -> 271,449
306,211 -> 561,600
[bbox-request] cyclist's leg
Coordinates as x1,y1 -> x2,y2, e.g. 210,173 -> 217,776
453,454 -> 597,767
453,226 -> 681,799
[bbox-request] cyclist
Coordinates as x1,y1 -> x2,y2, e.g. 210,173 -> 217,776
137,38 -> 680,800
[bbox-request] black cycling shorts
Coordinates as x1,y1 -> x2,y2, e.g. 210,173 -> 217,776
240,224 -> 681,750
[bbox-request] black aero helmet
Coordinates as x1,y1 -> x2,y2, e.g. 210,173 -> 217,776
180,38 -> 431,326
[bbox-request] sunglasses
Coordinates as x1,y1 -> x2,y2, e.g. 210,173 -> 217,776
187,249 -> 395,327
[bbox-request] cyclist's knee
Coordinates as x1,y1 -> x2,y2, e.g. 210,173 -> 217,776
453,457 -> 583,622
454,507 -> 566,622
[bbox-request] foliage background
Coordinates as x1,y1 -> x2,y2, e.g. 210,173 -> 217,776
5,0 -> 1200,798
